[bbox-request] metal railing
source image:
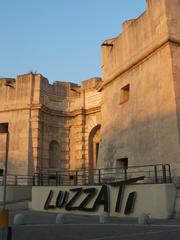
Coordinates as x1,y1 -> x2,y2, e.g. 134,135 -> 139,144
0,174 -> 33,186
0,164 -> 171,186
33,164 -> 172,186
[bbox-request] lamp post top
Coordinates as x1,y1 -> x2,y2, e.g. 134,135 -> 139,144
0,123 -> 8,133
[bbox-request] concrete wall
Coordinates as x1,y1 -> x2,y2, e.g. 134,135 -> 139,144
0,186 -> 32,202
31,183 -> 176,219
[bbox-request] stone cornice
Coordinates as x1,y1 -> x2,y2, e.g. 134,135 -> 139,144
0,106 -> 31,113
0,104 -> 101,116
40,105 -> 101,117
0,103 -> 41,113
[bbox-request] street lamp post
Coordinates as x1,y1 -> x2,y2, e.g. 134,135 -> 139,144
0,123 -> 9,211
0,123 -> 9,240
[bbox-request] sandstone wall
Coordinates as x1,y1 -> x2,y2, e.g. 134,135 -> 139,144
68,78 -> 102,170
166,0 -> 180,175
0,74 -> 35,175
0,74 -> 102,175
102,0 -> 169,82
99,0 -> 180,176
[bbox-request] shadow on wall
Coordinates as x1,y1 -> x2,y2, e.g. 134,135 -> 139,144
49,140 -> 60,169
28,120 -> 34,175
98,112 -> 180,175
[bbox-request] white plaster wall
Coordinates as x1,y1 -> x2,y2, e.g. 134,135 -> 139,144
31,183 -> 176,219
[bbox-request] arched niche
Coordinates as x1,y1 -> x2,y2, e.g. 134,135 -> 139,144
88,124 -> 101,182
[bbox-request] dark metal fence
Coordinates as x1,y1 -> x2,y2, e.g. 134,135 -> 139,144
0,164 -> 171,186
32,164 -> 171,186
0,175 -> 33,186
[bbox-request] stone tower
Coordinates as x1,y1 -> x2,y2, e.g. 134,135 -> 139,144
98,0 -> 180,179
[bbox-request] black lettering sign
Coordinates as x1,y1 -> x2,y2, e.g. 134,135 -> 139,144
43,185 -> 137,215
44,190 -> 55,210
79,188 -> 97,211
92,185 -> 109,212
115,185 -> 124,212
124,191 -> 136,215
56,191 -> 69,208
65,188 -> 83,211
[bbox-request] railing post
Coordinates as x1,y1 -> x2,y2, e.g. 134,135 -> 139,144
162,165 -> 167,183
124,168 -> 127,180
98,169 -> 101,184
33,174 -> 35,186
61,174 -> 63,185
57,174 -> 60,186
14,175 -> 17,186
47,174 -> 49,186
40,173 -> 43,186
56,172 -> 58,186
154,165 -> 158,184
38,173 -> 41,186
168,164 -> 172,183
74,171 -> 78,185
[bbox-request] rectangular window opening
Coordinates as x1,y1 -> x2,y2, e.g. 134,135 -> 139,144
120,84 -> 130,104
116,158 -> 128,169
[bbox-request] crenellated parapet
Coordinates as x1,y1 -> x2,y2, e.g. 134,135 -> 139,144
0,72 -> 102,174
101,0 -> 180,88
0,73 -> 102,114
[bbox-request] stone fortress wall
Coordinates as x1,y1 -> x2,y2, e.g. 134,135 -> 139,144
98,0 -> 180,178
0,75 -> 36,175
0,0 -> 180,180
0,74 -> 102,175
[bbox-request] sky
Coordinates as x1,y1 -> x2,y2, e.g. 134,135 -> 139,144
0,0 -> 146,84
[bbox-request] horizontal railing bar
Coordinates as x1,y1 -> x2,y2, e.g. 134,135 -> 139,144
34,164 -> 168,175
0,163 -> 171,186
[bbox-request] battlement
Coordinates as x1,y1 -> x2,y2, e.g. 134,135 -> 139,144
102,0 -> 180,86
0,73 -> 102,112
82,77 -> 101,90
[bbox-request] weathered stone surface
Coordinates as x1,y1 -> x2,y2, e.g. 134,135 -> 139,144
0,0 -> 180,181
98,0 -> 180,177
0,74 -> 102,175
